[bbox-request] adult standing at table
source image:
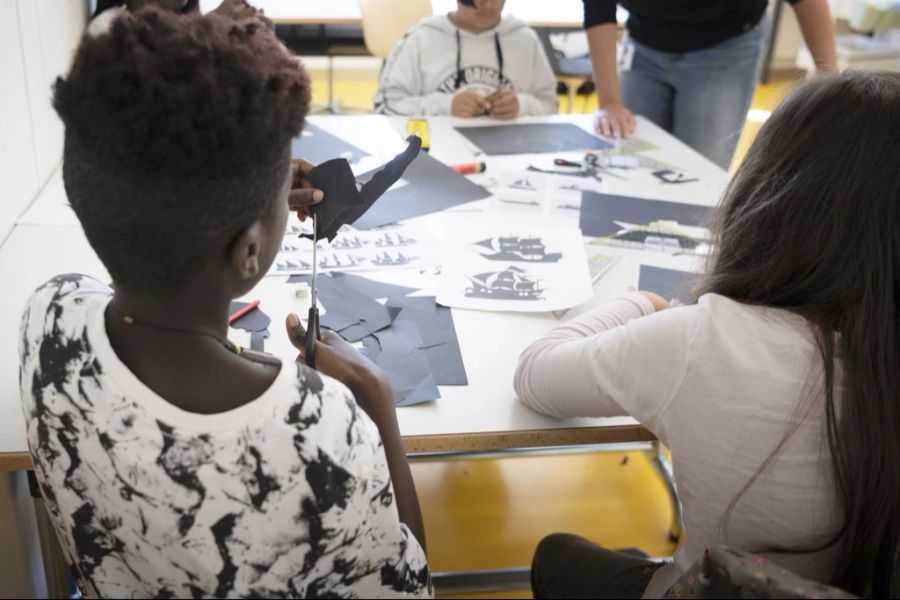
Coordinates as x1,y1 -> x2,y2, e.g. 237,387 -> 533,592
584,0 -> 838,168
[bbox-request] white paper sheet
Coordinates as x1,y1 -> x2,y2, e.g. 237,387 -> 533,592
436,214 -> 593,313
270,220 -> 439,275
489,170 -> 605,218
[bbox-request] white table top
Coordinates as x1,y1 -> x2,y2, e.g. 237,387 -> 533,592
198,0 -> 589,28
0,114 -> 727,466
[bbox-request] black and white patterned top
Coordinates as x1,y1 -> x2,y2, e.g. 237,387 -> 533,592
19,275 -> 432,599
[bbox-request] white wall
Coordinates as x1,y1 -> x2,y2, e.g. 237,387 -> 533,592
0,4 -> 88,595
0,0 -> 88,245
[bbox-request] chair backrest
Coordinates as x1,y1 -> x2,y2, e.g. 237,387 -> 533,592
663,546 -> 856,599
358,0 -> 433,60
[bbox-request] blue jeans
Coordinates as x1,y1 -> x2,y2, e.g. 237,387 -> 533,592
621,24 -> 766,169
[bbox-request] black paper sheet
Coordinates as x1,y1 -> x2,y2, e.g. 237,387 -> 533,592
637,265 -> 699,305
578,191 -> 712,238
291,122 -> 369,165
362,319 -> 440,407
352,152 -> 491,230
455,123 -> 613,156
386,296 -> 467,386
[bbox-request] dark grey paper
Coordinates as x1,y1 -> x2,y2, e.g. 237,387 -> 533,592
579,191 -> 712,238
364,319 -> 440,407
291,122 -> 369,165
287,272 -> 418,300
638,265 -> 699,304
352,152 -> 491,230
455,123 -> 613,156
386,296 -> 467,386
290,274 -> 392,342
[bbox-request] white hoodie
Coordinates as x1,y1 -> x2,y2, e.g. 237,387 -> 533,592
375,15 -> 558,117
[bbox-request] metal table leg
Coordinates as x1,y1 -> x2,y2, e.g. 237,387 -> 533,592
645,441 -> 683,542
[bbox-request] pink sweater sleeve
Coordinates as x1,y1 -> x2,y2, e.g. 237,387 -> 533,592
513,293 -> 699,437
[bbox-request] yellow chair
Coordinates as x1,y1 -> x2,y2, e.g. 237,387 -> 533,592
358,0 -> 433,61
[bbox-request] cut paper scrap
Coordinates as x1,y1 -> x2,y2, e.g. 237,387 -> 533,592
638,265 -> 700,305
272,224 -> 439,275
386,296 -> 467,386
454,123 -> 614,155
305,135 -> 422,241
579,191 -> 713,255
291,122 -> 369,165
362,319 -> 440,407
286,274 -> 468,393
437,218 -> 593,313
228,301 -> 271,352
352,152 -> 491,230
289,273 -> 393,342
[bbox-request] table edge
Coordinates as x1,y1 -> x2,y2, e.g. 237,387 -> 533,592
0,425 -> 655,471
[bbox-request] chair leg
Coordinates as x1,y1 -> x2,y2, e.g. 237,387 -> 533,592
29,472 -> 74,599
567,84 -> 576,114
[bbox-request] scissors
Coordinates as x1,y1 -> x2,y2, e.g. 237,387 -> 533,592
305,211 -> 321,368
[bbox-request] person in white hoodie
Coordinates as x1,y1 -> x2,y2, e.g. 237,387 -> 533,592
374,0 -> 558,118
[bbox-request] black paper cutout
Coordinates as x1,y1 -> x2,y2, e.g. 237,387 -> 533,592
652,169 -> 699,185
455,123 -> 613,156
287,274 -> 468,390
305,136 -> 422,241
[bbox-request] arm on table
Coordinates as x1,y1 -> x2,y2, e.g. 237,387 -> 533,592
514,293 -> 696,436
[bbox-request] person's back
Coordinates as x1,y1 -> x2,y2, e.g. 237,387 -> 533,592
20,9 -> 430,597
517,71 -> 900,599
374,0 -> 557,118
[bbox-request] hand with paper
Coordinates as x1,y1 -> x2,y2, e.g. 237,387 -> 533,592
285,312 -> 390,403
288,158 -> 324,221
304,135 -> 423,241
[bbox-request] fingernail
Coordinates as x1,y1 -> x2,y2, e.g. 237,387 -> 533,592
286,313 -> 300,328
313,190 -> 324,202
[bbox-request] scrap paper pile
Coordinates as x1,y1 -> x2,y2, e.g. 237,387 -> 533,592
288,273 -> 467,407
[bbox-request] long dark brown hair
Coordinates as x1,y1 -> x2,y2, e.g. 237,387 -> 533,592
696,71 -> 900,596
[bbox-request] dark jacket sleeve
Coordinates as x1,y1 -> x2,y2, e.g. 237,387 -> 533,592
583,0 -> 618,29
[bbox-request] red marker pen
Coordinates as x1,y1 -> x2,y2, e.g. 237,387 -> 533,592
229,299 -> 260,325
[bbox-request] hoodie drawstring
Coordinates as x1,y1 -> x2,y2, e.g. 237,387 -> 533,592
454,29 -> 506,90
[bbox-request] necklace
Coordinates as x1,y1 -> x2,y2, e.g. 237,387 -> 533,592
107,302 -> 281,367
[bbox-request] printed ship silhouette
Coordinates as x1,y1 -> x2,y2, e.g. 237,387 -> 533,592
473,236 -> 562,262
465,266 -> 544,300
374,233 -> 416,247
331,235 -> 366,249
372,252 -> 414,266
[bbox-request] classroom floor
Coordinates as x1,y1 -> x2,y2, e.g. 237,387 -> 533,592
307,68 -> 800,598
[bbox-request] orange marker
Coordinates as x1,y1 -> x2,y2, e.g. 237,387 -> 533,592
452,162 -> 486,175
229,299 -> 260,324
